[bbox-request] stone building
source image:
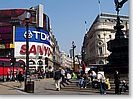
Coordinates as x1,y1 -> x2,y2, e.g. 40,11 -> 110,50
82,13 -> 129,68
60,51 -> 73,69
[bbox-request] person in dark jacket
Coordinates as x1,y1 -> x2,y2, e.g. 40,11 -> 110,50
114,70 -> 120,94
17,71 -> 23,88
53,68 -> 62,91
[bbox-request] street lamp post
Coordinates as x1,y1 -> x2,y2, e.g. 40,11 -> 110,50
24,11 -> 31,92
72,41 -> 76,71
10,18 -> 18,81
81,47 -> 85,62
2,63 -> 4,82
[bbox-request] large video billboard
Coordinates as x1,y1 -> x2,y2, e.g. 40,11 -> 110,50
15,27 -> 52,58
15,27 -> 50,45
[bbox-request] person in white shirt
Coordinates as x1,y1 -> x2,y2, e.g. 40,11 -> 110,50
66,72 -> 72,83
89,70 -> 97,81
97,71 -> 106,94
92,70 -> 97,79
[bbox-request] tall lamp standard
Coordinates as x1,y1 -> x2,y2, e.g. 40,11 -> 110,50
10,17 -> 18,81
72,41 -> 76,71
24,11 -> 31,92
2,63 -> 4,82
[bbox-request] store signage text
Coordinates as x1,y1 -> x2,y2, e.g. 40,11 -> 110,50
20,44 -> 52,56
24,30 -> 50,41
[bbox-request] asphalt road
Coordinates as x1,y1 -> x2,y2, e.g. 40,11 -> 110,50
0,78 -> 129,95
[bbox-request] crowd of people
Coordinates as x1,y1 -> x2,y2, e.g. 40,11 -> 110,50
53,67 -> 128,95
52,67 -> 109,94
5,66 -> 128,94
75,69 -> 110,94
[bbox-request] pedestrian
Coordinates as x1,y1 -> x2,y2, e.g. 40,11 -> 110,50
66,72 -> 72,83
89,70 -> 97,81
16,69 -> 19,82
60,68 -> 69,86
71,72 -> 77,80
10,70 -> 13,81
105,77 -> 111,90
97,71 -> 106,95
81,61 -> 86,74
17,71 -> 23,88
53,68 -> 62,91
79,75 -> 84,88
83,73 -> 88,88
114,70 -> 120,94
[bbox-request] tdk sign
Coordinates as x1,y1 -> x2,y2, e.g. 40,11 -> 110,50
24,30 -> 50,41
15,27 -> 50,45
24,30 -> 33,39
32,31 -> 50,41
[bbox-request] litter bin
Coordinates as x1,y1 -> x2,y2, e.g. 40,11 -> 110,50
25,80 -> 34,93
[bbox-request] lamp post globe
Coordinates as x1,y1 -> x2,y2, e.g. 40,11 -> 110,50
25,12 -> 31,20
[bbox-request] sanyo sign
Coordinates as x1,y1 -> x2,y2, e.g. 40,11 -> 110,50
15,27 -> 50,45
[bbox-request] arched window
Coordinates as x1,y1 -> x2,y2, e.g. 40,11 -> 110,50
98,47 -> 103,55
97,34 -> 101,38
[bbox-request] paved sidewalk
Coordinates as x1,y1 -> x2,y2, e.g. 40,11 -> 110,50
0,78 -> 55,95
0,79 -> 129,95
0,81 -> 29,95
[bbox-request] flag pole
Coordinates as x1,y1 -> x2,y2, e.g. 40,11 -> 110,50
98,0 -> 101,15
85,21 -> 87,33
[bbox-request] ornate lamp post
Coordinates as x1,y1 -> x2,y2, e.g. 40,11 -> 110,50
72,41 -> 76,71
24,11 -> 31,92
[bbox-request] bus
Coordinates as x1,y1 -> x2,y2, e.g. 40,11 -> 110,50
0,57 -> 24,81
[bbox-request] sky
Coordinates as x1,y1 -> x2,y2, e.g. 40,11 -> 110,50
0,0 -> 129,55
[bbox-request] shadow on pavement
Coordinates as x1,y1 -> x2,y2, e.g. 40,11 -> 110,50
0,83 -> 25,92
44,88 -> 56,91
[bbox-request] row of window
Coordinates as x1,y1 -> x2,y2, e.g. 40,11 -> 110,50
97,34 -> 112,39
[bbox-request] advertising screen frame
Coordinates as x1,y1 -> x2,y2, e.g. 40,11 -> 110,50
0,26 -> 13,44
15,26 -> 52,58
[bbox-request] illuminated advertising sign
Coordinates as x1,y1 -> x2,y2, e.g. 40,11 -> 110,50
15,42 -> 52,58
15,27 -> 52,58
15,27 -> 50,45
0,26 -> 12,44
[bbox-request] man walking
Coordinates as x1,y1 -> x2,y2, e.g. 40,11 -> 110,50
17,71 -> 23,88
114,70 -> 120,94
53,68 -> 62,91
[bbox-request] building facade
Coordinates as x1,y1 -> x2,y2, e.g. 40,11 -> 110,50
51,33 -> 61,70
60,51 -> 73,69
82,13 -> 129,67
0,4 -> 60,73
